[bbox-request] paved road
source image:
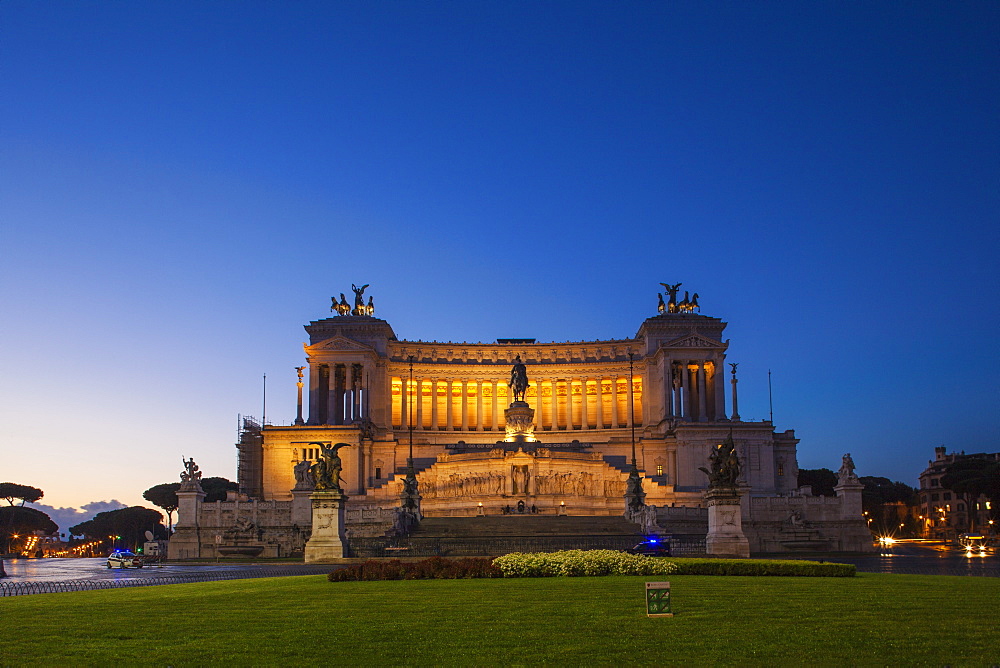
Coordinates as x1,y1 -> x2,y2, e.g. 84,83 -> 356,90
825,542 -> 1000,577
0,558 -> 332,584
1,542 -> 996,589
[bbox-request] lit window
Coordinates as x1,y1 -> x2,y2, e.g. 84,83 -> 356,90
656,465 -> 664,476
777,464 -> 784,476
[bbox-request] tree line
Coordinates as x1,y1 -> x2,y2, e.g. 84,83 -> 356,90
1,477 -> 237,554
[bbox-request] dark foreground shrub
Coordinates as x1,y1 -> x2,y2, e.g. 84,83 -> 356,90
670,558 -> 855,577
329,557 -> 502,582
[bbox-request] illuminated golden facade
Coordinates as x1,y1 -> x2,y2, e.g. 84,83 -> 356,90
158,289 -> 872,558
240,303 -> 806,520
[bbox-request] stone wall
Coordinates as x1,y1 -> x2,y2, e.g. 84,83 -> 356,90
744,493 -> 872,553
171,497 -> 398,559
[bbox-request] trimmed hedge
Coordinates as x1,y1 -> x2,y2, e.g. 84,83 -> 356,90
493,549 -> 678,578
669,558 -> 855,577
328,553 -> 855,581
328,557 -> 501,581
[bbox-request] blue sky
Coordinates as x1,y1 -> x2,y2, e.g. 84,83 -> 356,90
2,2 -> 998,517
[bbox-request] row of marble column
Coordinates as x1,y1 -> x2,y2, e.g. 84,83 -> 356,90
666,360 -> 721,422
308,363 -> 367,425
394,378 -> 640,431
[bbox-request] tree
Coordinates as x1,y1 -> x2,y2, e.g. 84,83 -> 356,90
70,506 -> 166,551
797,468 -> 837,496
0,482 -> 44,506
860,476 -> 918,510
142,483 -> 180,531
860,476 -> 919,537
941,458 -> 1000,533
201,477 -> 239,502
0,506 -> 57,552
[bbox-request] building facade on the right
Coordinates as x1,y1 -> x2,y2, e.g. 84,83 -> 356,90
918,446 -> 999,538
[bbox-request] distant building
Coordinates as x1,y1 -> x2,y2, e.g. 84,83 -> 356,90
918,446 -> 999,538
169,285 -> 872,558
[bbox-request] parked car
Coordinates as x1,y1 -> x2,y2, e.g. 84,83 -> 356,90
107,550 -> 143,569
628,537 -> 672,557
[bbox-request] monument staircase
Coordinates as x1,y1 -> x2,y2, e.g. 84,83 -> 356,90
368,457 -> 438,491
348,514 -> 708,558
350,515 -> 641,558
774,525 -> 832,551
600,455 -> 668,487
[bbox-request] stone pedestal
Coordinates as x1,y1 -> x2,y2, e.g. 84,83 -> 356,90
504,401 -> 536,442
167,482 -> 206,560
834,479 -> 864,520
304,490 -> 349,563
705,488 -> 750,558
835,479 -> 875,551
291,488 -> 313,527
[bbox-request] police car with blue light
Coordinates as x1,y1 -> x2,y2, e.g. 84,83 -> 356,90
107,550 -> 143,569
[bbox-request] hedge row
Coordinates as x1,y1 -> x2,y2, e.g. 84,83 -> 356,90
328,557 -> 501,581
327,553 -> 856,582
493,550 -> 678,578
668,558 -> 855,577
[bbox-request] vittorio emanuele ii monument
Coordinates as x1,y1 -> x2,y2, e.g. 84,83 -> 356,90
168,283 -> 872,561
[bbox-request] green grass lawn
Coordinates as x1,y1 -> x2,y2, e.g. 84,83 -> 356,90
1,573 -> 997,666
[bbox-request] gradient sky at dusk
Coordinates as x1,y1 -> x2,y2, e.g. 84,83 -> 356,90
2,2 -> 998,522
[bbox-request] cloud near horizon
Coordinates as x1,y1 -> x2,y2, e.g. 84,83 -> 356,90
27,499 -> 129,535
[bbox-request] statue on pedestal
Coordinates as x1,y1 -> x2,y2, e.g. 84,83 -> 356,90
625,468 -> 646,513
699,433 -> 741,489
310,443 -> 347,492
293,460 -> 313,489
180,457 -> 202,484
400,473 -> 420,513
509,355 -> 528,403
838,453 -> 859,484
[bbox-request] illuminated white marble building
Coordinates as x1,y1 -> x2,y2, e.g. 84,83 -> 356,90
169,287 -> 871,558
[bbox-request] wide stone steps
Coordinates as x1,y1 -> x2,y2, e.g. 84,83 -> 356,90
348,514 -> 708,558
369,457 -> 438,491
411,515 -> 641,538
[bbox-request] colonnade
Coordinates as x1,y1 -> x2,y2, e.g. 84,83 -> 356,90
307,362 -> 369,425
392,376 -> 643,431
663,360 -> 724,422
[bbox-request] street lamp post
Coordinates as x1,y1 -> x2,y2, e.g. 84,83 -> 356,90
401,356 -> 419,516
624,351 -> 645,513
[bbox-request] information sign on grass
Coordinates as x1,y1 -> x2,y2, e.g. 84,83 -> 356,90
646,581 -> 672,617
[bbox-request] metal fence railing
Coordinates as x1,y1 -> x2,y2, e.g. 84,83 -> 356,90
0,565 -> 333,597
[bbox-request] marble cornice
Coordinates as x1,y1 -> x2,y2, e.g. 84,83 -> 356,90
262,426 -> 360,439
387,340 -> 641,365
384,363 -> 647,380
